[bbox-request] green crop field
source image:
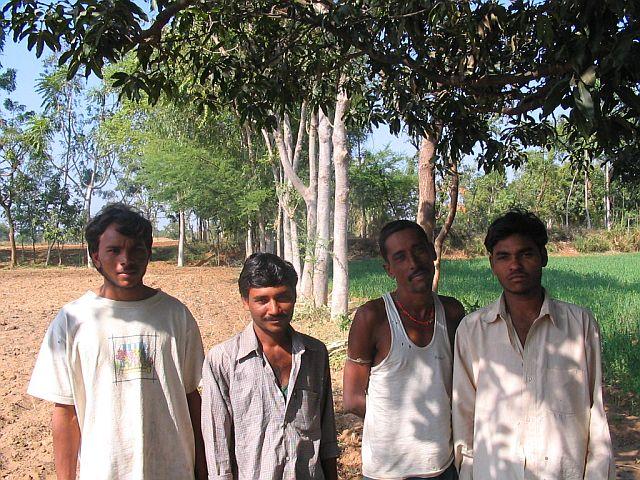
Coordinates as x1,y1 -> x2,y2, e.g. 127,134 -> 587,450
349,252 -> 640,397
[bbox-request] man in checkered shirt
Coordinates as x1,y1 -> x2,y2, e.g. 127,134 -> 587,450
201,252 -> 339,479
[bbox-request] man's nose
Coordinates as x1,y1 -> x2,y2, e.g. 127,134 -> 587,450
267,299 -> 281,315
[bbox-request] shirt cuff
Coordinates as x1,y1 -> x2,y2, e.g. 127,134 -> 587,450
320,440 -> 340,460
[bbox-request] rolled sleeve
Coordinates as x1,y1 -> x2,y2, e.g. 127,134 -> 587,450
183,309 -> 205,394
201,351 -> 235,480
27,311 -> 75,405
319,351 -> 339,460
452,322 -> 476,478
584,316 -> 615,480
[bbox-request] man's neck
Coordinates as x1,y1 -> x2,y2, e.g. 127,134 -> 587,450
253,324 -> 293,353
503,287 -> 545,328
96,283 -> 156,302
393,289 -> 434,312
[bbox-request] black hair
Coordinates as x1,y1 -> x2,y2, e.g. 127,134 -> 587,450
484,209 -> 548,254
238,252 -> 298,299
378,219 -> 434,261
85,203 -> 153,255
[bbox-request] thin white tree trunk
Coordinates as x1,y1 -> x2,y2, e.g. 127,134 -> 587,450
246,220 -> 254,258
84,177 -> 95,268
258,215 -> 267,252
313,108 -> 332,307
178,209 -> 185,267
289,209 -> 302,277
604,162 -> 611,231
300,111 -> 318,299
282,202 -> 293,263
584,165 -> 592,229
330,88 -> 351,318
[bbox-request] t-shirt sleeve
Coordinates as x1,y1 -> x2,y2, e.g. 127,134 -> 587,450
182,308 -> 205,394
27,310 -> 75,405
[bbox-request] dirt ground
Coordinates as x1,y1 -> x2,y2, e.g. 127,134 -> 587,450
1,262 -> 638,479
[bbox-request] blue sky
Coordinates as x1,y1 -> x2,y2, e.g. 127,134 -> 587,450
2,38 -> 418,157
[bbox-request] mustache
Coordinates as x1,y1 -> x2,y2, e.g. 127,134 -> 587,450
409,269 -> 430,281
264,314 -> 289,321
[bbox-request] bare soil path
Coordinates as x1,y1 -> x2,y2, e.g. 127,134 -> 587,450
0,264 -> 638,479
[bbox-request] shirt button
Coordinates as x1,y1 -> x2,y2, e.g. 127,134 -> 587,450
527,376 -> 533,382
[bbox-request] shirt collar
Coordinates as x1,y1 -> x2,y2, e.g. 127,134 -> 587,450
486,289 -> 557,326
235,321 -> 312,362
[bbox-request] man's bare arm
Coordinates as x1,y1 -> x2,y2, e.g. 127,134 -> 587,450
187,390 -> 208,480
342,303 -> 379,418
440,295 -> 466,352
52,403 -> 80,480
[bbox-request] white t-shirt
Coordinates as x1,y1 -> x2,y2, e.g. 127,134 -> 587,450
28,290 -> 205,480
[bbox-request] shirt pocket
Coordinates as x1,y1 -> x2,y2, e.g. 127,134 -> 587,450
541,366 -> 585,415
231,376 -> 268,441
292,388 -> 321,437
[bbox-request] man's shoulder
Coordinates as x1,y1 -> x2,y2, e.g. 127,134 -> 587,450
459,298 -> 501,330
297,331 -> 328,354
353,297 -> 387,325
205,331 -> 244,366
547,296 -> 597,326
437,294 -> 466,319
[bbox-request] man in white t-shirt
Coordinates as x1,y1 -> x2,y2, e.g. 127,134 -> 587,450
28,203 -> 207,480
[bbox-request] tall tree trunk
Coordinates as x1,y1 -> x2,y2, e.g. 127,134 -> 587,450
178,209 -> 186,267
432,160 -> 459,291
584,167 -> 592,229
300,111 -> 319,299
276,205 -> 283,257
289,209 -> 302,277
330,88 -> 351,318
83,173 -> 96,268
565,169 -> 578,229
604,162 -> 611,231
282,204 -> 293,263
1,203 -> 17,268
45,240 -> 54,267
258,215 -> 267,252
246,220 -> 254,258
313,109 -> 332,307
416,132 -> 439,241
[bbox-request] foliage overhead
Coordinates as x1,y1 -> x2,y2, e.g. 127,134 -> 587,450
2,0 -> 640,172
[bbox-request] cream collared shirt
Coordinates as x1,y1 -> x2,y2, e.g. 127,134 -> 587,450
452,292 -> 615,480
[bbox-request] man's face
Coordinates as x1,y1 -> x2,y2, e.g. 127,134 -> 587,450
91,223 -> 150,293
243,284 -> 296,336
489,233 -> 547,296
383,228 -> 435,295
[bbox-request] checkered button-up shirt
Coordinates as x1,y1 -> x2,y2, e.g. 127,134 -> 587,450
202,322 -> 339,480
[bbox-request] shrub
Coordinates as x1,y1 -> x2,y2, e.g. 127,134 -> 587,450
574,233 -> 611,253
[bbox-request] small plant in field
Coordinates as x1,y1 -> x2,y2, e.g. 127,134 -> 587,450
337,313 -> 352,332
460,297 -> 482,314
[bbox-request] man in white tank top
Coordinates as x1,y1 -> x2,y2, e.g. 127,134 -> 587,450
343,220 -> 465,479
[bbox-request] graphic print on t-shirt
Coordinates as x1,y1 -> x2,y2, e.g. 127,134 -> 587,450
111,334 -> 158,383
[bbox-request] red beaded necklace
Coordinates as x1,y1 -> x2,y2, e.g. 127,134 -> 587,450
394,298 -> 435,326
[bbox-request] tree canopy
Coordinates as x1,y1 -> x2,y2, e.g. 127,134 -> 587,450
3,0 -> 639,172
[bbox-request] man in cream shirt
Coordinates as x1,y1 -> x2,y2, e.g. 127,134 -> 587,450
452,209 -> 615,479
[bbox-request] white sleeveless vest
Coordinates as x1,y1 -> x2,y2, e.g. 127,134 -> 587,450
361,292 -> 454,479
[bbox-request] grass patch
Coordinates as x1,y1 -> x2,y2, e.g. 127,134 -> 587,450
348,253 -> 640,401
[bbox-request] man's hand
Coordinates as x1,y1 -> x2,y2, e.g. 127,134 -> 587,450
187,390 -> 208,480
52,403 -> 80,480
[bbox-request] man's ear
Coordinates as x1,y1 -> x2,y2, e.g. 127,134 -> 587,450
241,296 -> 250,310
541,247 -> 548,267
488,254 -> 496,274
383,261 -> 392,278
90,251 -> 101,269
